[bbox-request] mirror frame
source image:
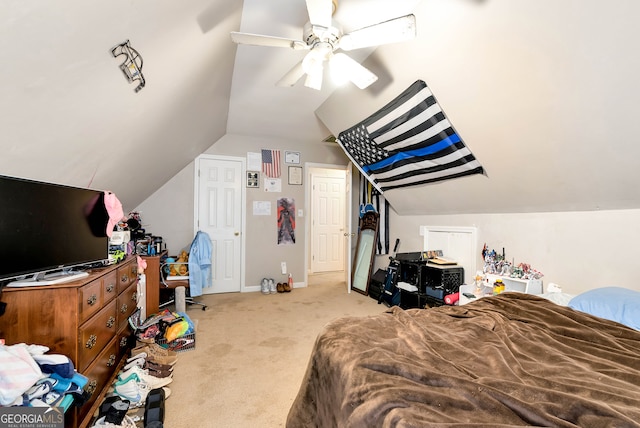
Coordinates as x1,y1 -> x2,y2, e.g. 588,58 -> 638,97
350,211 -> 379,295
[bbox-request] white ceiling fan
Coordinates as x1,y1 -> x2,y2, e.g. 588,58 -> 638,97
230,0 -> 416,90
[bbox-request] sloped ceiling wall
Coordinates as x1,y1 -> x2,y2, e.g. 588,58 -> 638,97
0,0 -> 243,209
3,0 -> 639,216
317,0 -> 640,215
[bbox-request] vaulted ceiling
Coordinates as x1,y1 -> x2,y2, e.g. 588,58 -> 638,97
2,0 -> 639,215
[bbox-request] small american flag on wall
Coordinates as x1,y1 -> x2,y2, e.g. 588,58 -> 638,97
337,80 -> 484,193
261,149 -> 281,178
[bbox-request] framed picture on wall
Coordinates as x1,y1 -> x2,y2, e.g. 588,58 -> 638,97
247,171 -> 259,188
288,166 -> 303,185
285,151 -> 300,164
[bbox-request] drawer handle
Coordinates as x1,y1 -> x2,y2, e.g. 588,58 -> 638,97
132,267 -> 138,275
106,283 -> 115,293
85,334 -> 97,349
87,294 -> 97,306
121,274 -> 129,283
106,316 -> 116,329
86,380 -> 97,396
131,292 -> 138,302
107,354 -> 116,367
120,336 -> 129,347
120,304 -> 128,314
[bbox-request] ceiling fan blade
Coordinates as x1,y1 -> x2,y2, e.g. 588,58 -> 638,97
330,53 -> 378,89
339,14 -> 416,51
276,61 -> 306,87
305,0 -> 334,28
231,32 -> 308,50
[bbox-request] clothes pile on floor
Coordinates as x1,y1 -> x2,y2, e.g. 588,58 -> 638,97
0,343 -> 88,410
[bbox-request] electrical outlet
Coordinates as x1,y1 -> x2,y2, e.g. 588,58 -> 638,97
281,262 -> 287,275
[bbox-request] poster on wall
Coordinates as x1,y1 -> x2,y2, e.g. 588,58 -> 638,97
277,198 -> 295,245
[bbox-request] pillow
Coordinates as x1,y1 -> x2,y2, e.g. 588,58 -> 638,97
568,287 -> 640,330
538,292 -> 575,306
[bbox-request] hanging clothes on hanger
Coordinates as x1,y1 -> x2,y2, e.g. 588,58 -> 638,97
188,231 -> 212,296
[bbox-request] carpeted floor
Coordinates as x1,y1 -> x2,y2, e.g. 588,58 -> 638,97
161,273 -> 386,428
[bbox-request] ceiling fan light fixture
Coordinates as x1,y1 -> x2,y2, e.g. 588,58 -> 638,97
301,44 -> 331,75
329,54 -> 351,86
304,66 -> 324,90
301,42 -> 335,89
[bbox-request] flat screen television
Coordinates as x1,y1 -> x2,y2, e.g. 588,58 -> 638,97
0,175 -> 110,287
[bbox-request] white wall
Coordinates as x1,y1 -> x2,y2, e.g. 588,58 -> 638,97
135,133 -> 350,289
134,163 -> 196,256
378,208 -> 640,296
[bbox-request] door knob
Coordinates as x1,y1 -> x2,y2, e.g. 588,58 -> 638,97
234,232 -> 240,236
344,233 -> 355,237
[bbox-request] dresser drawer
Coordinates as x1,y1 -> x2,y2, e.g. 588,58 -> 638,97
78,300 -> 117,372
117,281 -> 139,332
80,337 -> 119,424
117,261 -> 134,294
116,325 -> 133,361
103,270 -> 118,304
79,279 -> 104,324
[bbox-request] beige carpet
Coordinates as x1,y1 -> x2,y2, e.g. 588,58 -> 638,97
161,273 -> 386,428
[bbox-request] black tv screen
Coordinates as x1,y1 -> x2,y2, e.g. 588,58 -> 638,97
0,175 -> 109,282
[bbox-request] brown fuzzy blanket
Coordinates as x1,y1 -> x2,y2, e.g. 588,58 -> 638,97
286,293 -> 640,427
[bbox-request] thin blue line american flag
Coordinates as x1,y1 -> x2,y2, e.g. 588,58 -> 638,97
261,149 -> 281,178
337,80 -> 484,193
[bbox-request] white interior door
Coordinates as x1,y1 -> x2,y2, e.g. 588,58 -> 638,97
310,168 -> 346,273
195,156 -> 244,294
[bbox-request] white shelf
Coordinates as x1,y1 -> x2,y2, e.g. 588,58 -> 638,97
484,274 -> 543,294
459,275 -> 543,305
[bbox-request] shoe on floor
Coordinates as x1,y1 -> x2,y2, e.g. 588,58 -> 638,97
134,342 -> 178,357
144,360 -> 173,378
91,415 -> 137,428
118,367 -> 172,389
276,283 -> 285,293
113,377 -> 150,405
144,359 -> 173,372
260,278 -> 269,294
104,398 -> 129,425
146,366 -> 173,379
268,278 -> 277,294
132,345 -> 178,366
123,356 -> 145,371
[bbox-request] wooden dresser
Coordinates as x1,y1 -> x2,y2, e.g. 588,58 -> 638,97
0,256 -> 139,428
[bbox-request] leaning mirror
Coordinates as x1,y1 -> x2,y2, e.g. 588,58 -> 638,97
351,212 -> 379,295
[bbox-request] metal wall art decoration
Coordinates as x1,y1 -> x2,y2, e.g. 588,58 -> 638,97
111,40 -> 145,92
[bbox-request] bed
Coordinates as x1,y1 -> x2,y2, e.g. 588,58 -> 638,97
286,292 -> 640,427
